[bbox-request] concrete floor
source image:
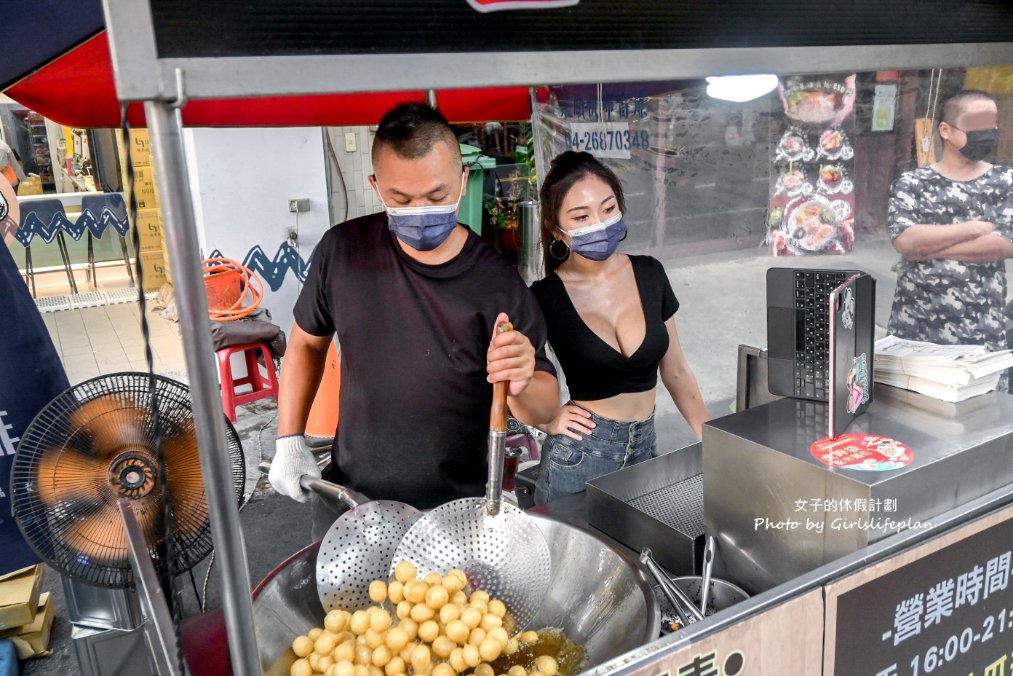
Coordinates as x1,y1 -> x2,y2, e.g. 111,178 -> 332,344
42,301 -> 189,383
17,234 -> 1013,673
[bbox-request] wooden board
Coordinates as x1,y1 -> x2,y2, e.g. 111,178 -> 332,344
628,589 -> 824,676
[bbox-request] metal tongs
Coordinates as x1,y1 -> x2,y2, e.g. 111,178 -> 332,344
640,548 -> 705,626
699,536 -> 716,616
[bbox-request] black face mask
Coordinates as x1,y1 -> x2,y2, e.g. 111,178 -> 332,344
956,128 -> 998,162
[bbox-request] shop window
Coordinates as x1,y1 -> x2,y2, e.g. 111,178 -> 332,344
534,67 -> 1012,258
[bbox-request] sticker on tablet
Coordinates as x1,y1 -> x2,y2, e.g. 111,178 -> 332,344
847,353 -> 870,413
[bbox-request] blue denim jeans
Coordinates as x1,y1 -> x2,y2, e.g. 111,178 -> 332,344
534,406 -> 656,504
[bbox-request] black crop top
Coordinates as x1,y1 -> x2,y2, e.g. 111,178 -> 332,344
530,255 -> 680,401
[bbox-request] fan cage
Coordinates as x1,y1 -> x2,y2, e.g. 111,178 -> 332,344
11,372 -> 245,589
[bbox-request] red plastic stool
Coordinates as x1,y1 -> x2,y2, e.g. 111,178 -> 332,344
216,342 -> 279,422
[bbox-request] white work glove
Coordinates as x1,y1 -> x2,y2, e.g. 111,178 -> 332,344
269,435 -> 320,503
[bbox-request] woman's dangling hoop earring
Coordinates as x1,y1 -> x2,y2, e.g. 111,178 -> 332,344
549,238 -> 570,260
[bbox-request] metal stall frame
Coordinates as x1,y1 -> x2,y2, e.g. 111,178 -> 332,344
99,1 -> 1013,673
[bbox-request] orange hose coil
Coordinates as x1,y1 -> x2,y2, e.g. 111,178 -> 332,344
201,257 -> 264,321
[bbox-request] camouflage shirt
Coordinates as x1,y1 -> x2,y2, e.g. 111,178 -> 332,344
887,165 -> 1013,390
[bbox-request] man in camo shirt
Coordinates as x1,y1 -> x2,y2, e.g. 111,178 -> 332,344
888,90 -> 1013,391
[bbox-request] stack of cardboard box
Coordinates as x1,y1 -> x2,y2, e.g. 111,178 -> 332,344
15,176 -> 43,196
0,566 -> 53,661
122,129 -> 170,291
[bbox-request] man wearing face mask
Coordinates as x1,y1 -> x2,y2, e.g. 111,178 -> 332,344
270,103 -> 559,517
888,89 -> 1013,391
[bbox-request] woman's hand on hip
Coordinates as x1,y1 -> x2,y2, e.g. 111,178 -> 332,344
545,404 -> 595,441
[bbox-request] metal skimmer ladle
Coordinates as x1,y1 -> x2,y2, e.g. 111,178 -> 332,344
302,476 -> 422,612
390,322 -> 552,631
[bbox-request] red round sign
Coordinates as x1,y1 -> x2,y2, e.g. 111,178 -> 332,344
810,434 -> 913,471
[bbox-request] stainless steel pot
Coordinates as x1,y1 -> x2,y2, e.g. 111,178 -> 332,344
671,576 -> 750,616
252,513 -> 661,674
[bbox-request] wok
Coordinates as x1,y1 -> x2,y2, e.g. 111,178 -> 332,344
252,513 -> 661,674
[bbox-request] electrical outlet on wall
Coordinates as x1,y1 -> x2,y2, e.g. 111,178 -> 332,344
345,132 -> 357,153
288,198 -> 310,213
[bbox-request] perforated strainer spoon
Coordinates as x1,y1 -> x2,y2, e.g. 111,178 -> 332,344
301,476 -> 422,612
390,322 -> 552,631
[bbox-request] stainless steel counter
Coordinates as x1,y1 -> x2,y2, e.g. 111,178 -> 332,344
520,389 -> 1013,674
703,387 -> 1013,593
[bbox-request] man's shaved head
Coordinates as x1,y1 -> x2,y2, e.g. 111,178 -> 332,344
372,102 -> 461,166
940,90 -> 997,127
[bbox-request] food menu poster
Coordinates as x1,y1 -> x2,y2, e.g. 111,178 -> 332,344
768,74 -> 858,257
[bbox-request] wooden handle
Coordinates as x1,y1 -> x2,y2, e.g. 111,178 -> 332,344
489,321 -> 512,432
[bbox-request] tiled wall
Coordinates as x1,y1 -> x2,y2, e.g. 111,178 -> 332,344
323,126 -> 383,226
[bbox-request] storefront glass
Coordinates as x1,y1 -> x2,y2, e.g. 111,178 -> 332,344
535,67 -> 1012,257
1,103 -> 139,295
533,65 -> 1013,423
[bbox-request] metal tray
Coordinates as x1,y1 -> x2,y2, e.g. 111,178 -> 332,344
587,443 -> 704,576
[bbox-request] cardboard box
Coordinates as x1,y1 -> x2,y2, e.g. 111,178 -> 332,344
140,250 -> 168,291
16,176 -> 43,196
128,129 -> 152,166
0,593 -> 53,659
163,249 -> 174,286
134,208 -> 164,252
131,166 -> 159,210
0,566 -> 43,630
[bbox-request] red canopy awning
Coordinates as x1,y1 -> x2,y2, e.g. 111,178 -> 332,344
5,33 -> 533,128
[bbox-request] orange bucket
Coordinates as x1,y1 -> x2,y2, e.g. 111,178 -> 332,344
204,266 -> 243,312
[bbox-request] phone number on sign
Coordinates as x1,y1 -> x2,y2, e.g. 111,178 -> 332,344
564,124 -> 649,157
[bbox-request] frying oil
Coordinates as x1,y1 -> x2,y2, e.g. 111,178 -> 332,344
490,628 -> 587,676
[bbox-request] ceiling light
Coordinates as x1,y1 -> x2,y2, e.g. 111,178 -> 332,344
706,74 -> 779,102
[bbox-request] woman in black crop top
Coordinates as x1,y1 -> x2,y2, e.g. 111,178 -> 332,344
530,151 -> 709,503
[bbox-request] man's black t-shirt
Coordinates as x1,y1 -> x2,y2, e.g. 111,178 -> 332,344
294,213 -> 555,509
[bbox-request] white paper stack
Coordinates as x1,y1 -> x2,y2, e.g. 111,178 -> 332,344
874,335 -> 1013,402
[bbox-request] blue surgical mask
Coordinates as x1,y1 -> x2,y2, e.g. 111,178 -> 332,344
559,211 -> 627,261
377,175 -> 464,251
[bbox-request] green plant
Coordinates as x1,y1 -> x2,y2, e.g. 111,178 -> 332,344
485,195 -> 517,230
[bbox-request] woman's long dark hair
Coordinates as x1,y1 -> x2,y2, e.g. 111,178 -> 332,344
538,151 -> 626,274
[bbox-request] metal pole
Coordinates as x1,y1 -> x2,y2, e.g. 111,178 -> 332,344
516,200 -> 542,284
145,101 -> 263,676
119,500 -> 185,676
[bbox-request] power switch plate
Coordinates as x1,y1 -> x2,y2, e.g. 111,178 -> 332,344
344,132 -> 357,153
288,198 -> 310,213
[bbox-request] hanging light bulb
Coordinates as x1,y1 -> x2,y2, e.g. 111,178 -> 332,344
706,74 -> 779,102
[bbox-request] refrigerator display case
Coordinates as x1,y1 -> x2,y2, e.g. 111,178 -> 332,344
13,109 -> 53,188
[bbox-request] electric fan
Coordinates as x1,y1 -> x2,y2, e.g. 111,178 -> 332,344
11,372 -> 245,589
